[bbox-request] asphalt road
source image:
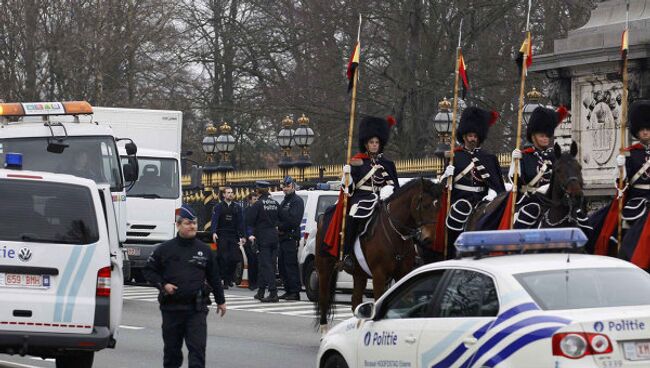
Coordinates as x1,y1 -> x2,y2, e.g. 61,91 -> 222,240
0,286 -> 356,368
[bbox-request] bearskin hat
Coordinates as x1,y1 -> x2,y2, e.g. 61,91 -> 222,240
456,107 -> 499,144
526,106 -> 569,142
630,100 -> 650,139
358,115 -> 396,152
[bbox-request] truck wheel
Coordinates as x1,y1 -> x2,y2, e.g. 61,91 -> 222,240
56,351 -> 94,368
303,258 -> 319,302
323,353 -> 348,368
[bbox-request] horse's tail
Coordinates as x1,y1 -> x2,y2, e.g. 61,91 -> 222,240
313,213 -> 340,329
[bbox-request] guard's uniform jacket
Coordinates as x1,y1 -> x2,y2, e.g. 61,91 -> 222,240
278,191 -> 304,241
348,153 -> 400,219
211,201 -> 244,238
622,143 -> 650,222
513,146 -> 555,228
246,193 -> 280,244
143,235 -> 225,311
446,147 -> 505,232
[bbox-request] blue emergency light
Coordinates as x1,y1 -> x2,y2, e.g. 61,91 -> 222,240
455,228 -> 587,256
4,152 -> 23,169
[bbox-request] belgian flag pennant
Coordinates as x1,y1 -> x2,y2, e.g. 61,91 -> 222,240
515,32 -> 533,75
458,50 -> 469,99
346,41 -> 360,92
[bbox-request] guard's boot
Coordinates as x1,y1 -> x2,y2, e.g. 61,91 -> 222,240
254,288 -> 265,301
261,291 -> 279,303
342,254 -> 355,274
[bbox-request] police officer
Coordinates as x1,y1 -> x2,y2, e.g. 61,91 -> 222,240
277,176 -> 305,300
246,181 -> 281,302
341,115 -> 399,272
242,192 -> 260,290
510,106 -> 568,228
442,107 -> 505,256
143,205 -> 226,368
211,186 -> 245,289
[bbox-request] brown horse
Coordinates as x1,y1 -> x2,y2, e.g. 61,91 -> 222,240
314,178 -> 444,332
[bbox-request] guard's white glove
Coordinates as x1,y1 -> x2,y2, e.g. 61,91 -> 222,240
342,164 -> 351,174
535,183 -> 550,195
482,189 -> 497,202
616,154 -> 626,167
442,165 -> 455,179
512,148 -> 522,160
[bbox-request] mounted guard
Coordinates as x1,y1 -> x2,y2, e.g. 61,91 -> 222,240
442,107 -> 505,257
340,115 -> 400,272
510,106 -> 569,228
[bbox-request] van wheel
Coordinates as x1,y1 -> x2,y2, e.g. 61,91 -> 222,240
323,353 -> 348,368
303,258 -> 318,302
56,351 -> 94,368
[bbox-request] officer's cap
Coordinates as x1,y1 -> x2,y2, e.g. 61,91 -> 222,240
255,180 -> 271,189
175,204 -> 197,221
282,175 -> 295,186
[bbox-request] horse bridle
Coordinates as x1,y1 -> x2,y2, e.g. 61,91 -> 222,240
384,189 -> 438,242
543,175 -> 583,227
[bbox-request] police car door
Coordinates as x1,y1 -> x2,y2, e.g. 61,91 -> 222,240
418,269 -> 500,368
357,269 -> 447,368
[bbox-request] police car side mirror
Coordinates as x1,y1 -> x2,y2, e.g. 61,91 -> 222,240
354,301 -> 376,320
125,142 -> 137,156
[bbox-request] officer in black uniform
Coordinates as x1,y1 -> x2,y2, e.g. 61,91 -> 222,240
277,175 -> 305,300
246,180 -> 281,302
210,186 -> 245,289
143,204 -> 226,368
342,115 -> 399,272
443,107 -> 505,256
242,192 -> 259,290
510,106 -> 568,228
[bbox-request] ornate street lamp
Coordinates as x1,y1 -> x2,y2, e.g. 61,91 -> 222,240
432,98 -> 453,159
215,122 -> 235,184
277,115 -> 295,177
523,87 -> 543,126
293,114 -> 315,181
201,123 -> 218,173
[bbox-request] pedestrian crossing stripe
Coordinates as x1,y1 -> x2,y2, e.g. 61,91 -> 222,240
123,286 -> 353,320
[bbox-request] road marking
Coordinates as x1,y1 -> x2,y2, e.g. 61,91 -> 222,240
123,285 -> 350,319
120,324 -> 145,330
0,359 -> 47,368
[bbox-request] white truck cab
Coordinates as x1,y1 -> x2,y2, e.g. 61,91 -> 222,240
0,156 -> 123,368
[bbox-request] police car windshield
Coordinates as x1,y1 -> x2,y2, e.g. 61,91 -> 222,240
121,157 -> 179,199
0,180 -> 100,245
515,268 -> 650,310
0,136 -> 123,192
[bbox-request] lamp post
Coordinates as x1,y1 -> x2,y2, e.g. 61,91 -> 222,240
277,115 -> 295,177
293,114 -> 315,181
215,122 -> 236,185
523,87 -> 543,127
201,123 -> 219,176
432,98 -> 453,159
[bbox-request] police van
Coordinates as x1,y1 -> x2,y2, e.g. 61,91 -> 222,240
0,155 -> 123,368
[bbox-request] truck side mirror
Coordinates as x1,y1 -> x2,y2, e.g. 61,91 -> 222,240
125,142 -> 137,156
123,160 -> 138,182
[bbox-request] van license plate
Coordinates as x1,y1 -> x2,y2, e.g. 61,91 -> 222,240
0,273 -> 49,289
624,341 -> 650,361
126,247 -> 140,256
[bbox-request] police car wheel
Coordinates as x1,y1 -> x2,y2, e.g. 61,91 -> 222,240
55,351 -> 94,368
322,353 -> 348,368
303,258 -> 318,302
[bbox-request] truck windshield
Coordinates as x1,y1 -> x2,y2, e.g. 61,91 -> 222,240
0,179 -> 100,245
122,156 -> 179,199
0,136 -> 123,192
515,267 -> 650,310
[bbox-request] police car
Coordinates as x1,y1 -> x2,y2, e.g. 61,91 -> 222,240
317,228 -> 650,368
0,154 -> 123,367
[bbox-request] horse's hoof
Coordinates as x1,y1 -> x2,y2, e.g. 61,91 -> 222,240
320,324 -> 330,337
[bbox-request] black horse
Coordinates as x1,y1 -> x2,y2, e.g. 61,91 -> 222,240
468,142 -> 585,230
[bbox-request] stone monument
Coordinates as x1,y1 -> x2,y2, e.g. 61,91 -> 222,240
531,0 -> 650,198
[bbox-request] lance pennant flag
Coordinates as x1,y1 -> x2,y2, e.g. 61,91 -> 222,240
347,41 -> 360,92
621,28 -> 629,76
458,50 -> 469,99
516,33 -> 533,73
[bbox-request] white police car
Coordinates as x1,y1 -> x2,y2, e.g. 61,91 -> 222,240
317,228 -> 650,368
0,154 -> 123,367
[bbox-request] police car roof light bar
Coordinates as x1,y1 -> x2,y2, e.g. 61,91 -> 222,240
455,228 -> 588,257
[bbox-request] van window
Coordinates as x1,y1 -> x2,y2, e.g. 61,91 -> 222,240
315,195 -> 338,220
0,179 -> 100,244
